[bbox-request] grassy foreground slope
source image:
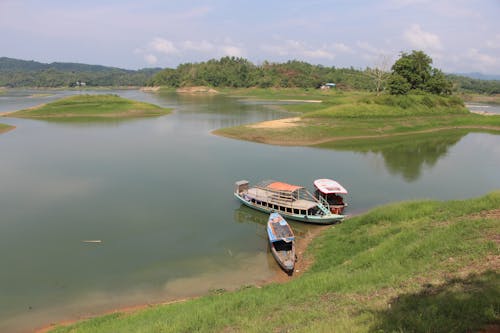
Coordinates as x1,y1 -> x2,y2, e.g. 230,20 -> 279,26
50,192 -> 500,333
7,94 -> 170,119
215,90 -> 500,146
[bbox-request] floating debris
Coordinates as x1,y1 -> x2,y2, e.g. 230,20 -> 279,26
82,240 -> 102,244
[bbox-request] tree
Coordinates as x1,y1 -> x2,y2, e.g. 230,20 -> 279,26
389,50 -> 453,95
425,68 -> 452,95
387,73 -> 411,95
366,55 -> 391,95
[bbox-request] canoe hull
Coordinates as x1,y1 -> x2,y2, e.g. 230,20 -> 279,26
267,212 -> 296,274
269,242 -> 295,274
235,193 -> 344,224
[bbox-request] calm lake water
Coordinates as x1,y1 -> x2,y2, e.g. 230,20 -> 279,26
1,89 -> 500,332
466,102 -> 500,114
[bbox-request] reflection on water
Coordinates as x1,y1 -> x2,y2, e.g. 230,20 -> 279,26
317,130 -> 468,182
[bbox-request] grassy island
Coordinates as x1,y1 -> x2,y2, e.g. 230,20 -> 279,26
49,192 -> 499,333
214,90 -> 500,146
0,123 -> 15,134
7,94 -> 171,119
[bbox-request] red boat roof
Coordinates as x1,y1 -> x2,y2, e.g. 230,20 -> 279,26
314,178 -> 348,194
267,181 -> 303,192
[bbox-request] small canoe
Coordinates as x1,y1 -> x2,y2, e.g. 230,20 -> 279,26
267,212 -> 296,274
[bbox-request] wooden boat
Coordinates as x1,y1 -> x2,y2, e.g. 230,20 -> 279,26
267,212 -> 295,274
313,178 -> 348,215
234,180 -> 344,224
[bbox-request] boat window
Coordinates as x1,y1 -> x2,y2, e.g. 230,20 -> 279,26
293,209 -> 299,214
301,210 -> 306,215
286,207 -> 292,213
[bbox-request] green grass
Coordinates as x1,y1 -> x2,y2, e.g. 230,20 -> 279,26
49,192 -> 500,333
8,94 -> 171,119
214,91 -> 500,145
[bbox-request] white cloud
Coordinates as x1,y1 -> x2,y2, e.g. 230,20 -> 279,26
144,54 -> 158,65
261,40 -> 335,60
465,48 -> 498,70
356,41 -> 385,55
403,24 -> 442,50
332,43 -> 353,53
182,40 -> 214,52
150,38 -> 179,55
485,34 -> 500,49
221,46 -> 244,57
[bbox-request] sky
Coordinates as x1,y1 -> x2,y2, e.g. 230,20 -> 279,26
1,0 -> 499,74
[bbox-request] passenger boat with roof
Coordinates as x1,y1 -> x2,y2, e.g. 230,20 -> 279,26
267,212 -> 296,274
234,179 -> 344,224
313,178 -> 348,215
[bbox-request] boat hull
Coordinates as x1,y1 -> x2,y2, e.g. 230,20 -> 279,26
235,193 -> 344,224
269,242 -> 295,274
267,212 -> 296,274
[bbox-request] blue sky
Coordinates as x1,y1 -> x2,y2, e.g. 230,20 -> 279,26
1,0 -> 499,73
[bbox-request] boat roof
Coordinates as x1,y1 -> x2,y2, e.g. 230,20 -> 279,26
314,178 -> 348,194
267,181 -> 303,192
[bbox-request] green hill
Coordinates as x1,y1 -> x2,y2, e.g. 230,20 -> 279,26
0,57 -> 161,87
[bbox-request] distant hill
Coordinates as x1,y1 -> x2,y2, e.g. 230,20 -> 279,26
0,57 -> 161,87
454,72 -> 500,81
447,73 -> 500,94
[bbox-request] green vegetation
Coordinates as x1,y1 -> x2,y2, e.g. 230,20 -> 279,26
151,53 -> 499,96
0,123 -> 15,134
448,75 -> 500,95
49,192 -> 500,333
151,57 -> 380,90
7,94 -> 171,119
388,50 -> 452,95
215,91 -> 500,146
0,57 -> 160,87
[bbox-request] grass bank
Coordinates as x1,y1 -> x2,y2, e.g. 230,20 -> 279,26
6,94 -> 171,119
0,123 -> 15,134
48,192 -> 500,333
214,90 -> 500,146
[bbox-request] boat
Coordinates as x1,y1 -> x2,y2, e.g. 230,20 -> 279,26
267,212 -> 295,274
313,178 -> 348,215
234,179 -> 344,224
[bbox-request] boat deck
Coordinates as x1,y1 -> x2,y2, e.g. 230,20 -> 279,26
270,222 -> 293,240
247,187 -> 317,210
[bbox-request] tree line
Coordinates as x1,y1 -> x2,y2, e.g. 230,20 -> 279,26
1,55 -> 498,94
150,53 -> 499,95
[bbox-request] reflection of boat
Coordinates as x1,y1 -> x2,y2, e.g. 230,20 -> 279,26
313,178 -> 348,215
234,180 -> 344,224
267,212 -> 295,274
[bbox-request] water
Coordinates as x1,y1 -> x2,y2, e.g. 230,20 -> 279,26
466,102 -> 500,114
1,89 -> 499,332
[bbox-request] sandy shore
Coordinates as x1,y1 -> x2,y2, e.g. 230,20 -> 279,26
36,224 -> 328,333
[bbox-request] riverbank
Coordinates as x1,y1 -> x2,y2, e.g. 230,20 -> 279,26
39,224 -> 326,332
5,94 -> 171,119
214,90 -> 500,146
46,192 -> 500,332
